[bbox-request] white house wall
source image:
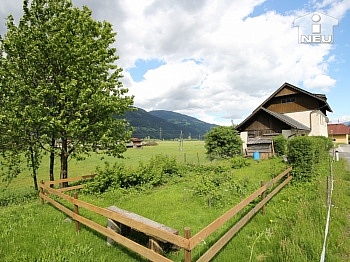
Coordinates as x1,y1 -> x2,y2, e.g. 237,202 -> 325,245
284,110 -> 328,137
240,131 -> 248,152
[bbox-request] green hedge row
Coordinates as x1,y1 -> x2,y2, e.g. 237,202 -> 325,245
286,136 -> 333,181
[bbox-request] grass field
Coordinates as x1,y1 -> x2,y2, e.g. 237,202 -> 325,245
1,140 -> 350,261
0,140 -> 207,193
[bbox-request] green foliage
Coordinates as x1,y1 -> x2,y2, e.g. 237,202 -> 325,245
231,156 -> 251,169
0,150 -> 23,184
191,167 -> 252,207
1,141 -> 350,261
273,134 -> 288,156
82,162 -> 124,194
83,154 -> 180,194
287,136 -> 314,181
0,0 -> 133,185
204,126 -> 243,160
287,136 -> 331,181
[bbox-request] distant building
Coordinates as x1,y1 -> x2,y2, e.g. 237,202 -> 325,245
328,124 -> 350,144
126,138 -> 143,148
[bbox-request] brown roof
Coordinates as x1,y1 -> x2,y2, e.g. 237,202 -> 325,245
328,124 -> 350,135
259,82 -> 333,113
131,138 -> 143,142
236,82 -> 332,131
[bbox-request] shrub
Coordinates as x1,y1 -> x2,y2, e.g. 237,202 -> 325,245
191,169 -> 252,207
287,136 -> 314,181
205,126 -> 243,160
83,154 -> 181,193
0,188 -> 38,206
231,156 -> 251,169
287,136 -> 331,181
82,162 -> 125,194
273,135 -> 287,156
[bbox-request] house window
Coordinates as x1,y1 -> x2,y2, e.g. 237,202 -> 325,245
281,97 -> 296,103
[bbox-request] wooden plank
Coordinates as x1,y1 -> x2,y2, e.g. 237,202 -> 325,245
40,183 -> 188,249
265,167 -> 292,188
44,174 -> 96,185
73,213 -> 173,262
107,206 -> 178,235
39,192 -> 75,218
56,185 -> 84,192
197,175 -> 292,262
74,199 -> 189,249
190,168 -> 291,250
189,185 -> 266,249
40,183 -> 74,203
40,192 -> 171,262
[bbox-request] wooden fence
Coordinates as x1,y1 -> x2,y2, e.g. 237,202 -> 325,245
39,166 -> 292,261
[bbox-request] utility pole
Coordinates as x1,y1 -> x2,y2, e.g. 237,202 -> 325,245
179,130 -> 183,151
159,127 -> 162,140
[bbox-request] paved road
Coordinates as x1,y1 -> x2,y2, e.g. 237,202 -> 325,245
335,144 -> 350,167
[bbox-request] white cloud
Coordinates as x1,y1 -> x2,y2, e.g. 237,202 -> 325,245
118,2 -> 343,124
1,0 -> 349,125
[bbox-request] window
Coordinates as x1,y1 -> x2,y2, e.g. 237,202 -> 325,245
281,97 -> 296,103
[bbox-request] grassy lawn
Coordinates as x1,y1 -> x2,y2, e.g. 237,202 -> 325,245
1,141 -> 349,261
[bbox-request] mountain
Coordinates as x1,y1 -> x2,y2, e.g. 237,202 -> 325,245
344,121 -> 350,127
124,108 -> 217,140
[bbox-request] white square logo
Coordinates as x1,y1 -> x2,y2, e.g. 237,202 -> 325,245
293,12 -> 338,44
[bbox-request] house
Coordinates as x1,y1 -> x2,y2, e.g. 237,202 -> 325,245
126,138 -> 143,148
236,82 -> 332,158
328,123 -> 350,144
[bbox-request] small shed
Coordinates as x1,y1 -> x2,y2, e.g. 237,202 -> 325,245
245,137 -> 274,159
126,138 -> 143,148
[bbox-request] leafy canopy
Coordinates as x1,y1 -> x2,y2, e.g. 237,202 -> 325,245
204,126 -> 243,160
0,0 -> 134,185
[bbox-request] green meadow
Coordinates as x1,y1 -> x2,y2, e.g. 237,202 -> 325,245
1,140 -> 349,261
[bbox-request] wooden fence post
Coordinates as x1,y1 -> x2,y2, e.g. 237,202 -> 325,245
74,193 -> 80,232
326,176 -> 330,205
39,180 -> 44,205
261,181 -> 266,214
184,227 -> 191,262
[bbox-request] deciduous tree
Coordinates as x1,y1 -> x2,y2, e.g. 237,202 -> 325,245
0,0 -> 133,187
204,126 -> 242,160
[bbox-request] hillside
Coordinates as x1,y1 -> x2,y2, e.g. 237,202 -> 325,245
124,108 -> 217,139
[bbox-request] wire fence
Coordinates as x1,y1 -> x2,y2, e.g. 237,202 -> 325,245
320,155 -> 335,262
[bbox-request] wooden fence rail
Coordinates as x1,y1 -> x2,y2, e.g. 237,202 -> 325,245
39,166 -> 292,261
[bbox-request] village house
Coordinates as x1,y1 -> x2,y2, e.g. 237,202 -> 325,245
236,82 -> 332,158
328,123 -> 350,144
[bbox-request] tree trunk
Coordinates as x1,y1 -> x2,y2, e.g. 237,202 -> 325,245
30,146 -> 38,191
60,137 -> 69,188
49,135 -> 55,188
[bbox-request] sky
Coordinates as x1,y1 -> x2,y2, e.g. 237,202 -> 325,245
1,0 -> 350,126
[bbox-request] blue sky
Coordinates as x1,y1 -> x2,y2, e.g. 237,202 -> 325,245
1,0 -> 350,125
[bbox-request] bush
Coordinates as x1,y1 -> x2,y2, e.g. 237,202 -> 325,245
191,169 -> 252,207
287,136 -> 315,181
83,154 -> 180,193
0,188 -> 38,206
82,162 -> 125,194
205,126 -> 243,160
287,136 -> 331,181
231,156 -> 251,169
273,134 -> 287,156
